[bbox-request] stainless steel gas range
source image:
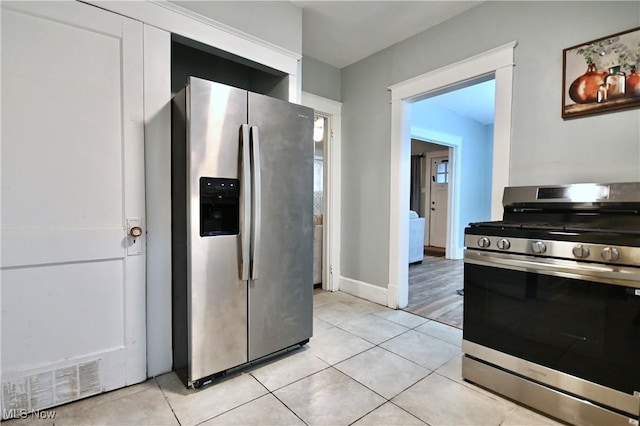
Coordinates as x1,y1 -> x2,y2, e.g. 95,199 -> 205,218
462,182 -> 640,426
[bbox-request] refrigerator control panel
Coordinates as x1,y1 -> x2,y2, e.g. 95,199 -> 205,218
200,177 -> 240,236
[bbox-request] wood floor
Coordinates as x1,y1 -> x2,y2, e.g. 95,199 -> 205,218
404,255 -> 464,329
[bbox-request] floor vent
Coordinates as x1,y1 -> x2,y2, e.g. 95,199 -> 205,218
2,360 -> 101,419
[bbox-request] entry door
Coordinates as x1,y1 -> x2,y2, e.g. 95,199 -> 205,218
1,0 -> 146,410
429,156 -> 449,248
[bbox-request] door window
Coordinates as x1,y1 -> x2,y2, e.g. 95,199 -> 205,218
435,159 -> 449,184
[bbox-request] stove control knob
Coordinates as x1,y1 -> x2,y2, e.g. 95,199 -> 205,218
572,244 -> 590,258
531,241 -> 547,254
477,237 -> 491,248
497,238 -> 511,250
601,247 -> 620,261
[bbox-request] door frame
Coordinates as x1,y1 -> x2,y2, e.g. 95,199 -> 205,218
302,92 -> 342,292
388,41 -> 516,309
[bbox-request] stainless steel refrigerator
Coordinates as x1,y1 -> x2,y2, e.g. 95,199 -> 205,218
171,77 -> 314,388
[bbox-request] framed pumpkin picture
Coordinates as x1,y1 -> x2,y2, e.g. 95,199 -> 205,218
562,27 -> 640,119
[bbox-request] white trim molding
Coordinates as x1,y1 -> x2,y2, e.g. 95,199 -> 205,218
339,277 -> 388,307
389,41 -> 517,309
492,65 -> 515,219
389,41 -> 517,102
150,0 -> 301,61
301,92 -> 342,293
143,24 -> 173,377
388,98 -> 412,309
82,0 -> 300,92
302,92 -> 342,115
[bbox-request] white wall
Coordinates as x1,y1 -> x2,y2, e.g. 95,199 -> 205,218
340,1 -> 640,289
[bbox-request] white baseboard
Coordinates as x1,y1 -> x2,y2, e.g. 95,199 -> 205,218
338,276 -> 388,307
387,282 -> 402,309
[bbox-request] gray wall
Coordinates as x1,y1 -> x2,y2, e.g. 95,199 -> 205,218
341,1 -> 640,289
301,56 -> 342,101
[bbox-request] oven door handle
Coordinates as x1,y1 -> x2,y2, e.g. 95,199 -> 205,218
465,250 -> 640,289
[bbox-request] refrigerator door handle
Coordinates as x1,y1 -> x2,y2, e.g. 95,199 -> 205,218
240,124 -> 251,281
250,125 -> 262,280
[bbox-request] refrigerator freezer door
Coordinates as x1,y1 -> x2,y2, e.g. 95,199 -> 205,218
187,77 -> 248,380
247,93 -> 314,361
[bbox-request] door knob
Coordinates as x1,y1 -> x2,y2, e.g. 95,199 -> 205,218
126,218 -> 143,256
129,226 -> 143,239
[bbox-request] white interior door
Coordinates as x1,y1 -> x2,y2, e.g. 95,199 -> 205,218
1,1 -> 146,414
429,155 -> 449,248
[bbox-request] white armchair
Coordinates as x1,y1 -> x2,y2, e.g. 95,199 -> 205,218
409,211 -> 426,264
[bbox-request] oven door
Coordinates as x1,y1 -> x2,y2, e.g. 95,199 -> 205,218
464,250 -> 640,416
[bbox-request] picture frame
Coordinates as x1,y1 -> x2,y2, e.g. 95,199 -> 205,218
562,27 -> 640,119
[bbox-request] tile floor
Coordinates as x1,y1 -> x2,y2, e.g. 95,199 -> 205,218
6,290 -> 564,426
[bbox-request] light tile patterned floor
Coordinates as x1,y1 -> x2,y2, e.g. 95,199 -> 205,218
5,290 -> 564,426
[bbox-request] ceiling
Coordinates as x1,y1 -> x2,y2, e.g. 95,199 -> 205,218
418,79 -> 495,125
293,1 -> 481,69
293,1 -> 493,124
295,1 -> 493,125
173,1 -> 493,124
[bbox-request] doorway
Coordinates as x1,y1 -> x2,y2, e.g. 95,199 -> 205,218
388,42 -> 516,309
313,114 -> 328,288
406,76 -> 495,326
412,77 -> 496,258
409,141 -> 450,256
302,92 -> 342,292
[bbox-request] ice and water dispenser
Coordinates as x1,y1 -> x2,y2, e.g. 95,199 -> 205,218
199,177 -> 239,236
